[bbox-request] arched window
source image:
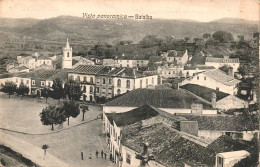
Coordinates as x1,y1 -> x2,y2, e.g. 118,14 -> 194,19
117,79 -> 121,87
90,77 -> 93,84
140,80 -> 142,88
77,76 -> 80,81
146,79 -> 148,87
117,89 -> 121,95
84,76 -> 87,82
83,86 -> 86,92
67,52 -> 69,57
90,86 -> 93,94
126,80 -> 130,88
152,78 -> 154,85
70,75 -> 74,80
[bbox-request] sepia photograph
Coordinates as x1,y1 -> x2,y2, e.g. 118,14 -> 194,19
0,0 -> 259,166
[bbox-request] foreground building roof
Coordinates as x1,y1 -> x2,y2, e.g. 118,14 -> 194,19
104,88 -> 213,109
69,65 -> 105,75
14,69 -> 58,80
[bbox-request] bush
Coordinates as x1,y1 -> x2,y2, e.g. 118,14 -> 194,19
0,158 -> 7,166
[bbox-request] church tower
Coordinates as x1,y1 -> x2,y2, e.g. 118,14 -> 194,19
62,38 -> 72,69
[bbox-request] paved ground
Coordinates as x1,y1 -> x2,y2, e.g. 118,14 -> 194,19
0,94 -> 116,167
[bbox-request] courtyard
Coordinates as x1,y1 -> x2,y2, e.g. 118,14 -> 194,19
0,93 -> 116,167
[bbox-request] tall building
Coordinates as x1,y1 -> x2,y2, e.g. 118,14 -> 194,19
62,39 -> 73,69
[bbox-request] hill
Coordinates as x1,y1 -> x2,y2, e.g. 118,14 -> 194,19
0,16 -> 257,45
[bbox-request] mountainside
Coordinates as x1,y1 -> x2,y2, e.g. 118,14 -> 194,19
0,16 -> 258,44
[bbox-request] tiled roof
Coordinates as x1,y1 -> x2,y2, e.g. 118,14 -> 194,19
121,123 -> 213,167
206,57 -> 239,63
0,73 -> 14,79
105,88 -> 213,109
176,114 -> 258,131
155,84 -> 172,90
180,84 -> 230,102
105,105 -> 160,127
184,66 -> 215,70
204,69 -> 240,86
168,50 -> 186,57
37,55 -> 51,60
206,135 -> 249,154
47,69 -> 68,81
69,65 -> 105,75
14,69 -> 58,80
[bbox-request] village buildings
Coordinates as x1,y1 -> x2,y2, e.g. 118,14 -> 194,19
161,49 -> 189,65
180,69 -> 240,95
205,56 -> 240,72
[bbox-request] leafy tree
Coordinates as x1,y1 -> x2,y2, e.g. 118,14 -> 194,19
62,100 -> 80,125
17,82 -> 29,99
1,81 -> 17,98
238,64 -> 253,77
219,65 -> 231,74
42,88 -> 50,103
39,105 -> 66,130
139,35 -> 163,48
184,37 -> 190,43
212,31 -> 234,42
203,33 -> 211,39
50,78 -> 64,103
80,105 -> 89,121
64,79 -> 83,101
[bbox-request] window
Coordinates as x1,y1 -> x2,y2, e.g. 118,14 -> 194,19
126,153 -> 131,164
197,76 -> 199,80
90,86 -> 93,94
48,82 -> 51,87
109,79 -> 112,84
32,80 -> 35,85
127,64 -> 129,67
83,86 -> 86,92
76,76 -> 80,81
67,52 -> 69,57
204,77 -> 207,80
146,79 -> 148,87
140,80 -> 142,88
117,89 -> 121,95
84,76 -> 87,82
26,80 -> 29,84
117,79 -> 121,87
70,75 -> 74,80
41,81 -> 45,86
152,78 -> 154,85
90,77 -> 93,84
216,87 -> 219,91
217,157 -> 223,167
103,78 -> 106,84
96,87 -> 99,93
21,79 -> 24,83
16,78 -> 18,83
126,80 -> 130,88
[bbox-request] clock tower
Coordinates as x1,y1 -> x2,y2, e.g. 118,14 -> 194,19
62,38 -> 72,69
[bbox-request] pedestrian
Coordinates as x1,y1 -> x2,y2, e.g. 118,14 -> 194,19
104,152 -> 107,159
81,152 -> 84,160
96,150 -> 99,158
89,153 -> 92,159
101,150 -> 104,158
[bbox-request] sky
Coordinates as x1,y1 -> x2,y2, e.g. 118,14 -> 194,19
0,0 -> 259,22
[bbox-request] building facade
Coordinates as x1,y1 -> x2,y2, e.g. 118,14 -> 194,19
205,56 -> 240,72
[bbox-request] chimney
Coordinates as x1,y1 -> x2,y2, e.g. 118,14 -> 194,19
211,92 -> 217,108
228,67 -> 234,77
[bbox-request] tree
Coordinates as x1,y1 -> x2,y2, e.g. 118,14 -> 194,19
62,100 -> 80,125
17,82 -> 29,99
238,64 -> 253,77
42,88 -> 50,103
64,79 -> 83,101
39,105 -> 66,130
219,65 -> 231,74
212,31 -> 234,42
1,81 -> 17,98
42,144 -> 49,155
203,33 -> 211,39
80,105 -> 89,121
50,78 -> 64,103
184,37 -> 190,43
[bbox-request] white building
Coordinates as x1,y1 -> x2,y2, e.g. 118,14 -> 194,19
116,59 -> 149,68
62,38 -> 73,69
162,49 -> 189,65
216,150 -> 249,167
181,69 -> 240,95
205,56 -> 240,72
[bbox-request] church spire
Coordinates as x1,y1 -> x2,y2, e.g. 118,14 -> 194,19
66,38 -> 70,49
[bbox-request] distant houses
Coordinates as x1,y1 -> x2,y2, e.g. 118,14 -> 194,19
162,49 -> 189,65
205,56 -> 240,72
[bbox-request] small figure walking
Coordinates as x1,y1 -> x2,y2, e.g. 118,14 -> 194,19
101,150 -> 104,158
104,152 -> 107,159
96,150 -> 99,158
81,152 -> 84,160
89,153 -> 92,159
